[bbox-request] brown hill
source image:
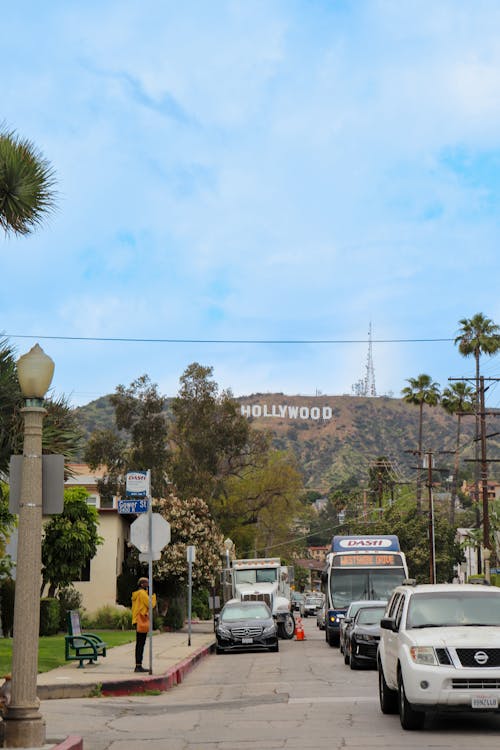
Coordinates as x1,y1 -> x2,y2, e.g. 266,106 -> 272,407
76,394 -> 486,492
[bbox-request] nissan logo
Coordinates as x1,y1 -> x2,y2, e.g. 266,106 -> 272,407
474,651 -> 489,665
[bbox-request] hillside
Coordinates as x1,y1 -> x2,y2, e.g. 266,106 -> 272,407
75,393 -> 492,492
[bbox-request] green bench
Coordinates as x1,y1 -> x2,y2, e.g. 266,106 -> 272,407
64,610 -> 107,668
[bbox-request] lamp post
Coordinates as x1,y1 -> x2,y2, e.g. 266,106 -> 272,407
4,344 -> 54,748
223,538 -> 233,570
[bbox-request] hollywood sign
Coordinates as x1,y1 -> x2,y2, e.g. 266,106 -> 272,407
240,404 -> 333,420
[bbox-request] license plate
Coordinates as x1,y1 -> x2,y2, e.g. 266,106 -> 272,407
472,695 -> 498,709
241,637 -> 253,644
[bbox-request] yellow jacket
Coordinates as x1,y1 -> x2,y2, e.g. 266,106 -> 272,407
131,587 -> 157,625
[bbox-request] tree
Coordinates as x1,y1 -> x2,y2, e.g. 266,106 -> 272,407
0,128 -> 56,236
41,487 -> 103,597
168,363 -> 266,502
454,313 -> 500,562
84,375 -> 170,500
153,494 -> 223,598
401,374 -> 441,510
349,497 -> 461,583
441,382 -> 475,524
368,457 -> 397,509
217,451 -> 304,556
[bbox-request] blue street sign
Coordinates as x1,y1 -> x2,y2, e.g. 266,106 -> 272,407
118,498 -> 149,514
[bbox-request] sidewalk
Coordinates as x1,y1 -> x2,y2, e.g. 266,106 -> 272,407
36,621 -> 216,701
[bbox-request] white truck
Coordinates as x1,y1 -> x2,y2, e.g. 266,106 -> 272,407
222,557 -> 296,639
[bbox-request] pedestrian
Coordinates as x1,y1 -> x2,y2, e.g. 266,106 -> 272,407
131,576 -> 157,672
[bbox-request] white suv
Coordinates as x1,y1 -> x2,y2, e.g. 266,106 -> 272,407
377,582 -> 500,730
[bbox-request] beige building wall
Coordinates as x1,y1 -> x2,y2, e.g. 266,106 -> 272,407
72,511 -> 130,615
65,463 -> 132,616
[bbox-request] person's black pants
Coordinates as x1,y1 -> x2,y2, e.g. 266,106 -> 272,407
135,630 -> 147,666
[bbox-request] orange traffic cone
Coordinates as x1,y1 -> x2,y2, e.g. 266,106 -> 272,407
295,616 -> 305,641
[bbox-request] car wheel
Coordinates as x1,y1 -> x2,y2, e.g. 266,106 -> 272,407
340,639 -> 344,654
378,662 -> 398,714
216,646 -> 225,655
344,645 -> 350,665
278,613 -> 295,640
398,670 -> 425,730
349,650 -> 360,670
271,641 -> 279,653
326,627 -> 338,647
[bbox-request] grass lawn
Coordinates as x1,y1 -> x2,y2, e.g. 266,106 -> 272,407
0,630 -> 136,675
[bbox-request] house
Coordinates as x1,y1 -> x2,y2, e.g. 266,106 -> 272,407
64,463 -> 132,614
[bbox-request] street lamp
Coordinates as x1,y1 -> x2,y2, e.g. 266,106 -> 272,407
4,344 -> 54,748
223,538 -> 233,570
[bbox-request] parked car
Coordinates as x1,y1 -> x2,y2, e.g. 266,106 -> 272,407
291,591 -> 305,612
316,603 -> 326,630
215,600 -> 279,654
301,593 -> 324,618
378,582 -> 500,730
340,599 -> 386,655
344,603 -> 386,669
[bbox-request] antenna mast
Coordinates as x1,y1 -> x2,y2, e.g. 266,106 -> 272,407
364,322 -> 377,397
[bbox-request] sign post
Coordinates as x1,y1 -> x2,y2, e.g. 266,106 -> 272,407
129,475 -> 171,674
186,545 -> 196,646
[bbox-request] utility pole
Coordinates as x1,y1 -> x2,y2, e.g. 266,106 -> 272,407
424,451 -> 436,584
450,375 -> 500,574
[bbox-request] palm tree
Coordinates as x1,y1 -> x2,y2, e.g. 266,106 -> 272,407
401,374 -> 441,510
455,313 -> 500,387
441,382 -> 475,524
455,314 -> 500,565
0,128 -> 56,236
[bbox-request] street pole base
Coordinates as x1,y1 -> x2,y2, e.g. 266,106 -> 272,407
3,706 -> 45,748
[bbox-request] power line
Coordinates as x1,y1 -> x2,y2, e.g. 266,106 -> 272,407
4,333 -> 455,345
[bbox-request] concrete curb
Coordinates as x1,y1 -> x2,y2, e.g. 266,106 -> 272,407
37,640 -> 216,701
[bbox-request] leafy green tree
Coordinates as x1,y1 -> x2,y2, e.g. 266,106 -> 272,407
168,363 -> 267,502
441,382 -> 475,524
0,127 -> 56,236
401,374 -> 441,510
84,374 -> 169,500
217,451 -> 303,557
41,487 -> 103,597
350,497 -> 461,583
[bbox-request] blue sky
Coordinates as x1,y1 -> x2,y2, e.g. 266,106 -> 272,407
2,0 -> 500,407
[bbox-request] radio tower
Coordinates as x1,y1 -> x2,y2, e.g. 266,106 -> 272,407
364,322 -> 377,396
352,322 -> 377,397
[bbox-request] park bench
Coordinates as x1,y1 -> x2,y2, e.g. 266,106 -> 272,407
64,610 -> 107,668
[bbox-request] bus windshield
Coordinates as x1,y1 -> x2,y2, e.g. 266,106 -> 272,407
330,569 -> 405,609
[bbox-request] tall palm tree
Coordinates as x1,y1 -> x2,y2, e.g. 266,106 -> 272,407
455,313 -> 500,386
0,128 -> 56,236
455,313 -> 500,565
441,382 -> 475,525
401,374 -> 441,511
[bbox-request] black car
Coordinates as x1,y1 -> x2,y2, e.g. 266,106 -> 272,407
215,600 -> 279,654
344,604 -> 386,669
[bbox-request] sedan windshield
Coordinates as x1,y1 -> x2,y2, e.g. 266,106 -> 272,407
407,592 -> 500,628
356,607 -> 385,625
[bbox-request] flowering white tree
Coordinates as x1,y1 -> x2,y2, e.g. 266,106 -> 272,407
154,494 -> 224,591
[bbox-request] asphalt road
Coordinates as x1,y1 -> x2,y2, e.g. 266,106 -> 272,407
41,616 -> 500,750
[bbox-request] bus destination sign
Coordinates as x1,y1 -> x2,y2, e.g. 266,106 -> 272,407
334,553 -> 401,568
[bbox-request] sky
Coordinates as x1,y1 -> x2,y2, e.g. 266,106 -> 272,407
2,0 -> 500,408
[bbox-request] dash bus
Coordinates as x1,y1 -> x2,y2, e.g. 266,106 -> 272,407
322,535 -> 409,647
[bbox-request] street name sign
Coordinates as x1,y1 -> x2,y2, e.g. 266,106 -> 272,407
118,498 -> 148,514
